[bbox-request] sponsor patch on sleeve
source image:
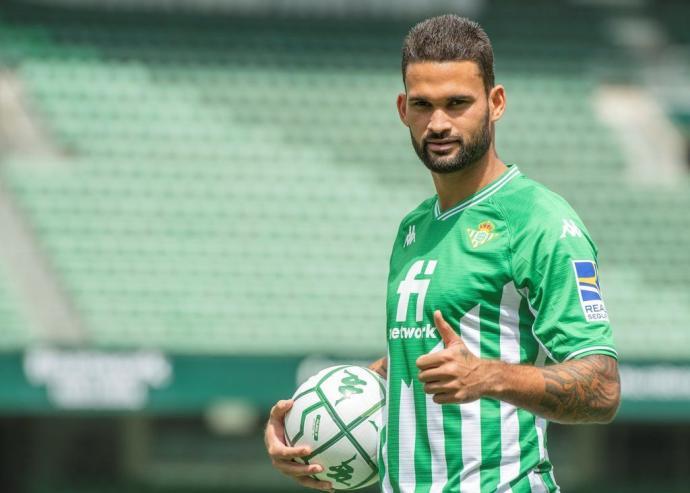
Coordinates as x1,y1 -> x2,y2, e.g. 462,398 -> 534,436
572,260 -> 609,322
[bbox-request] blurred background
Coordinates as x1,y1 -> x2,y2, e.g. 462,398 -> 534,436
0,0 -> 689,491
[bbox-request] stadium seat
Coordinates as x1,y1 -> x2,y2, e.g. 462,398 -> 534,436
0,1 -> 688,359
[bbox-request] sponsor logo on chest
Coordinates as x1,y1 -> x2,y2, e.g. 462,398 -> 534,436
390,260 -> 440,340
396,259 -> 437,322
388,324 -> 438,340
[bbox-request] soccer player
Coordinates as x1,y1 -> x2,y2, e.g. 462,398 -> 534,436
265,14 -> 620,492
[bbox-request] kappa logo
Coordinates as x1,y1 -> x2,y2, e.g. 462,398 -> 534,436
334,369 -> 367,406
560,219 -> 583,239
327,454 -> 357,486
396,259 -> 437,322
467,220 -> 499,248
403,225 -> 416,247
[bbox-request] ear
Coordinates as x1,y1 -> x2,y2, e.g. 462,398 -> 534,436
396,92 -> 409,127
488,84 -> 506,123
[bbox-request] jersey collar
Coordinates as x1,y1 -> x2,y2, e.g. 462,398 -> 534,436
433,165 -> 521,221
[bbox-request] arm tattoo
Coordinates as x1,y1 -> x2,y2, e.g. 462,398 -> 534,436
537,355 -> 620,424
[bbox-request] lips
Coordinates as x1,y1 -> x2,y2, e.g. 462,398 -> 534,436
426,140 -> 459,153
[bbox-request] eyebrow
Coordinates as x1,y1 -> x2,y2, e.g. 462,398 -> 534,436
408,94 -> 475,102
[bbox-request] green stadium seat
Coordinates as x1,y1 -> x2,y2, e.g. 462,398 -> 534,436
0,263 -> 34,351
0,1 -> 688,360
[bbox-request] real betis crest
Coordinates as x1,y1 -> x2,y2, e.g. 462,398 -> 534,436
467,220 -> 499,248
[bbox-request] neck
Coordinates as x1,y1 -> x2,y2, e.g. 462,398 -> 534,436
432,149 -> 507,211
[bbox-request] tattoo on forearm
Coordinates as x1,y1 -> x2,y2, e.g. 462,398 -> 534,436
537,355 -> 620,424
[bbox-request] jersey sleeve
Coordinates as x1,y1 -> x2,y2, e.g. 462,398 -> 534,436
509,212 -> 617,363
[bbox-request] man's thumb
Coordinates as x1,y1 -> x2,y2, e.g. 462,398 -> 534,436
434,310 -> 461,347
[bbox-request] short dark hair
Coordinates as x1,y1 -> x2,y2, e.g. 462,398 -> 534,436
401,15 -> 495,93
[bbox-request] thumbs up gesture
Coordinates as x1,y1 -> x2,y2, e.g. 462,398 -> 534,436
416,310 -> 493,404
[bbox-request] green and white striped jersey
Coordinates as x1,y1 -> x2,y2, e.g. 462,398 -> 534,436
379,165 -> 617,493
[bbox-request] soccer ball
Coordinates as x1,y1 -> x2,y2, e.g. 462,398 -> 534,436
284,365 -> 386,491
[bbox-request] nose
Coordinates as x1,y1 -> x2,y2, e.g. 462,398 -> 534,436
427,108 -> 452,136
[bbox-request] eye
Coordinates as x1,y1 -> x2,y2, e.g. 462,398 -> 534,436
412,100 -> 430,107
449,99 -> 468,106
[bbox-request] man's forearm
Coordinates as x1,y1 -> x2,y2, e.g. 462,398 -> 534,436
483,355 -> 620,424
368,356 -> 388,379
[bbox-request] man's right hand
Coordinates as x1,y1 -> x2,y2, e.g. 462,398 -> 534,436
265,399 -> 334,492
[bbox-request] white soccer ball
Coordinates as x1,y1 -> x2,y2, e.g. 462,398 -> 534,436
284,365 -> 386,491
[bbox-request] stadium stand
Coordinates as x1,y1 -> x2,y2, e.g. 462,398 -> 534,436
0,0 -> 689,362
0,262 -> 31,350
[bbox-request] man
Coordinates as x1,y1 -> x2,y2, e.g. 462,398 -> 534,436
265,14 -> 620,492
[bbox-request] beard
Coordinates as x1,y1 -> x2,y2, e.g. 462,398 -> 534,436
410,112 -> 492,174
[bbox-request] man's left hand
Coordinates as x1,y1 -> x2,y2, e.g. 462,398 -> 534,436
416,310 -> 493,404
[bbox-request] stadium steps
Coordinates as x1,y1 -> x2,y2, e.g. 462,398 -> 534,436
0,261 -> 33,351
0,3 -> 688,359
